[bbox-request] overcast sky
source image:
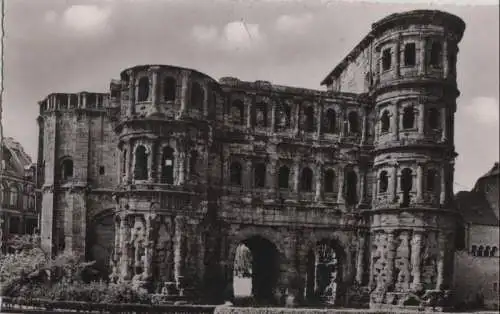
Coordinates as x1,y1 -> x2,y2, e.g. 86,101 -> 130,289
2,0 -> 499,192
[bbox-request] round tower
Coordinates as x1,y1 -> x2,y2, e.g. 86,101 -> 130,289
368,10 -> 465,309
111,65 -> 221,295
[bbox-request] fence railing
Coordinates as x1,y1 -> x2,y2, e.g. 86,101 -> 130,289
0,297 -> 216,314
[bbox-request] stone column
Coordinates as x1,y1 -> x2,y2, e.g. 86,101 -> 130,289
315,162 -> 323,202
356,232 -> 366,284
180,71 -> 189,116
143,215 -> 153,279
394,34 -> 401,78
127,70 -> 135,116
271,101 -> 276,132
416,163 -> 424,203
390,164 -> 398,202
203,85 -> 209,118
361,110 -> 368,145
178,152 -> 186,185
151,67 -> 159,109
385,231 -> 396,290
418,38 -> 427,75
441,107 -> 448,142
294,103 -> 300,136
294,159 -> 301,200
245,159 -> 253,192
174,216 -> 186,288
442,39 -> 449,79
316,103 -> 322,139
147,145 -> 154,182
436,232 -> 447,290
337,166 -> 345,204
114,217 -> 120,261
372,172 -> 378,204
358,167 -> 366,205
246,95 -> 253,129
411,231 -> 423,290
393,105 -> 399,141
418,103 -> 425,134
440,164 -> 446,205
268,156 -> 278,195
119,216 -> 130,280
82,93 -> 87,109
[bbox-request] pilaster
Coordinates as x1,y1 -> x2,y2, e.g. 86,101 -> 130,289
410,231 -> 423,290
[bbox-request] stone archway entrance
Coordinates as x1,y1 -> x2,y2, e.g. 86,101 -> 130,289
233,236 -> 280,304
86,210 -> 115,280
305,239 -> 343,305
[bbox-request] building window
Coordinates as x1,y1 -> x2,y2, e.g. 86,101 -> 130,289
231,100 -> 245,125
255,103 -> 268,127
478,245 -> 484,257
380,110 -> 390,133
404,43 -> 416,66
230,162 -> 242,186
254,163 -> 266,188
161,147 -> 174,184
9,216 -> 20,234
485,246 -> 491,257
344,169 -> 358,206
491,246 -> 498,257
122,149 -> 127,176
134,145 -> 149,180
325,109 -> 336,133
61,158 -> 74,180
1,183 -> 9,205
400,168 -> 413,207
402,106 -> 415,129
379,171 -> 389,193
278,166 -> 290,189
304,106 -> 315,132
276,104 -> 292,129
99,166 -> 105,175
191,82 -> 204,110
324,169 -> 335,193
430,42 -> 442,68
189,150 -> 198,176
163,77 -> 176,101
9,185 -> 19,207
301,167 -> 313,192
138,77 -> 149,102
348,111 -> 359,134
494,282 -> 498,292
382,48 -> 392,71
428,108 -> 440,130
426,169 -> 438,191
25,218 -> 37,235
471,245 -> 477,256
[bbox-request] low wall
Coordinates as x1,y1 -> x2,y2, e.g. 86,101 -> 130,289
214,306 -> 500,314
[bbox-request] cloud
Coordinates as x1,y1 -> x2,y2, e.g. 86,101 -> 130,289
464,97 -> 499,125
275,13 -> 313,34
191,25 -> 218,43
44,10 -> 58,24
62,5 -> 112,34
191,21 -> 264,52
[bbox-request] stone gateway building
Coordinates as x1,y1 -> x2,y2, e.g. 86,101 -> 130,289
37,10 -> 465,309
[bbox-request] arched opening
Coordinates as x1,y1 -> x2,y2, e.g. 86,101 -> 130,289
382,48 -> 392,71
233,236 -> 280,304
380,110 -> 390,133
9,216 -> 20,234
428,108 -> 440,130
59,96 -> 68,110
255,103 -> 268,127
254,163 -> 266,188
324,169 -> 335,193
231,100 -> 245,125
400,168 -> 413,207
426,169 -> 438,192
276,104 -> 291,129
61,158 -> 74,180
348,111 -> 359,134
138,77 -> 150,102
402,106 -> 415,129
230,162 -> 242,186
478,246 -> 484,257
379,171 -> 388,193
485,246 -> 491,257
301,167 -> 313,192
134,145 -> 149,180
278,166 -> 290,189
191,82 -> 204,110
163,77 -> 176,101
344,169 -> 357,206
471,245 -> 477,256
161,147 -> 174,184
305,239 -> 344,305
491,247 -> 498,257
9,186 -> 18,207
189,150 -> 198,177
86,210 -> 115,280
404,43 -> 416,66
430,42 -> 442,68
1,183 -> 9,206
325,109 -> 336,133
304,106 -> 315,132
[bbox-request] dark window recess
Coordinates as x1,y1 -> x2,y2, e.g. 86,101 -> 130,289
138,77 -> 149,102
400,168 -> 413,207
304,107 -> 315,132
344,170 -> 357,205
379,171 -> 389,193
426,169 -> 438,191
381,111 -> 390,133
324,170 -> 335,193
9,216 -> 21,234
301,168 -> 313,192
278,166 -> 290,189
430,42 -> 442,67
135,145 -> 149,180
254,163 -> 266,188
428,108 -> 440,130
161,147 -> 174,184
164,77 -> 176,101
402,107 -> 415,129
230,162 -> 242,186
99,166 -> 105,175
382,49 -> 392,71
404,43 -> 416,66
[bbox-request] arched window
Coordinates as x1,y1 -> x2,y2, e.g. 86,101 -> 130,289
471,245 -> 477,256
163,77 -> 176,101
428,108 -> 440,130
380,110 -> 390,133
485,246 -> 491,257
478,245 -> 484,257
254,163 -> 266,188
400,168 -> 413,207
379,171 -> 389,193
430,42 -> 442,68
230,162 -> 242,186
191,82 -> 204,110
324,169 -> 335,193
404,43 -> 416,66
61,158 -> 74,180
161,147 -> 174,184
304,106 -> 315,132
382,48 -> 392,71
138,77 -> 149,102
255,103 -> 268,127
491,247 -> 498,257
344,169 -> 358,205
348,111 -> 359,134
426,169 -> 438,191
402,106 -> 415,129
278,166 -> 290,189
301,167 -> 313,192
189,150 -> 198,176
231,100 -> 245,125
134,145 -> 149,180
325,109 -> 336,133
10,185 -> 19,207
1,183 -> 9,205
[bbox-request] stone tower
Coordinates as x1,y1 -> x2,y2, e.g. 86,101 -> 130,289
38,92 -> 118,257
368,11 -> 465,308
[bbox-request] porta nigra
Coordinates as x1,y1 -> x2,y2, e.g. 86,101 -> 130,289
36,10 -> 465,310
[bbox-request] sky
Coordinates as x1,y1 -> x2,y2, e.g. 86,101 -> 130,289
1,0 -> 499,192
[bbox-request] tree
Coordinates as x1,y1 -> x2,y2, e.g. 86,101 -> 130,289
233,244 -> 252,278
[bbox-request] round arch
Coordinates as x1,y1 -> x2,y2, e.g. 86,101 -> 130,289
86,208 -> 115,280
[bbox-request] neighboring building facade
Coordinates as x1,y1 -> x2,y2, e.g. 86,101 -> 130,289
37,10 -> 466,309
0,137 -> 38,252
454,162 -> 500,310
